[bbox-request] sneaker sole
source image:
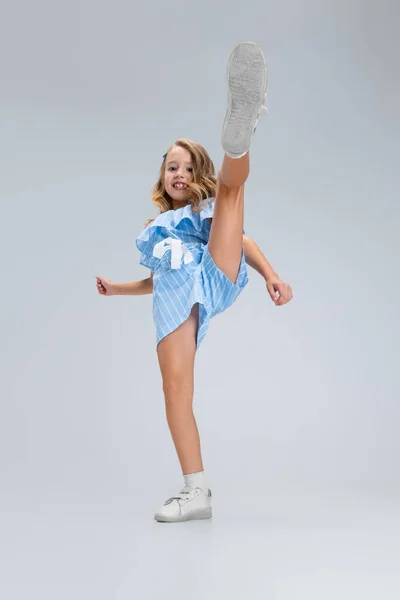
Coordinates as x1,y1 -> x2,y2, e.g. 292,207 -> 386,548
221,41 -> 268,158
154,507 -> 212,523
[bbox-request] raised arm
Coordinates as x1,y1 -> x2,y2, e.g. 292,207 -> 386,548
242,234 -> 278,281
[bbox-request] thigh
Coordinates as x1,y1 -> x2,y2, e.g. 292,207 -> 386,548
208,177 -> 245,284
156,303 -> 199,400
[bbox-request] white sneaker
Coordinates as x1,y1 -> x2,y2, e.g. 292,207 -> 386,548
221,41 -> 268,158
154,485 -> 212,523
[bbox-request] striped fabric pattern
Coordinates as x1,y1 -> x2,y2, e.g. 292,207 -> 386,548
136,197 -> 248,351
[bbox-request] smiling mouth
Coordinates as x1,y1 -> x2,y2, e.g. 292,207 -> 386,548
173,183 -> 187,190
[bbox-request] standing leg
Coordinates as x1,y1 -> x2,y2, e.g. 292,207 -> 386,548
154,303 -> 212,523
156,302 -> 203,475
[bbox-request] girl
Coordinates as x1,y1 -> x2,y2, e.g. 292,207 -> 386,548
95,42 -> 293,523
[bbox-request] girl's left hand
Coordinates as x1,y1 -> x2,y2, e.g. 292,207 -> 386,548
266,276 -> 293,306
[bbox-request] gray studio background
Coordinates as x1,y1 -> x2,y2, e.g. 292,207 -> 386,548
1,0 -> 399,598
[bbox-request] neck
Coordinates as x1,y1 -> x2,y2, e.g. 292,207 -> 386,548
172,201 -> 189,211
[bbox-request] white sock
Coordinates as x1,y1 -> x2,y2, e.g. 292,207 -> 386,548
183,470 -> 208,495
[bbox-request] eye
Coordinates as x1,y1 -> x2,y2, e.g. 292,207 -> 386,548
167,166 -> 193,172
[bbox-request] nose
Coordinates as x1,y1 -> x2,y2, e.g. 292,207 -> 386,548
176,167 -> 186,178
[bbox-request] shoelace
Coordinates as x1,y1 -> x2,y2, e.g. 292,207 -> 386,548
254,95 -> 268,128
164,486 -> 200,505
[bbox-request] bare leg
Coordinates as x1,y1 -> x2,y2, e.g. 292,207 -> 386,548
207,152 -> 250,284
156,303 -> 203,475
209,41 -> 267,282
220,152 -> 250,188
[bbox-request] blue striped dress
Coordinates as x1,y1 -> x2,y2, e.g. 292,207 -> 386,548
135,197 -> 249,351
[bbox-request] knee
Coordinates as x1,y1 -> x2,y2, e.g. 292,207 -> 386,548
162,369 -> 191,395
162,370 -> 194,408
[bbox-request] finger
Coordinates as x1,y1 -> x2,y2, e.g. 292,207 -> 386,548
283,285 -> 290,302
277,293 -> 287,305
268,287 -> 278,302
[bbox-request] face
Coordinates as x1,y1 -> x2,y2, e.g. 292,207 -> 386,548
164,146 -> 194,209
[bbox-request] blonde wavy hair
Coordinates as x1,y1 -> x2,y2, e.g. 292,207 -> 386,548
143,138 -> 217,228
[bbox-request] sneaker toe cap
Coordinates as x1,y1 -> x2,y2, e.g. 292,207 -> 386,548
154,499 -> 181,520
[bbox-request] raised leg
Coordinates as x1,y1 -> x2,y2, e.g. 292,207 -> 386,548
207,152 -> 249,284
208,41 -> 268,284
156,303 -> 204,475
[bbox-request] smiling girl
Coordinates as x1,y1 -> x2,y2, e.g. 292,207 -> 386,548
96,42 -> 293,523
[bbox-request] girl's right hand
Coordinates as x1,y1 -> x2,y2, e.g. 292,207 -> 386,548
96,275 -> 115,296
